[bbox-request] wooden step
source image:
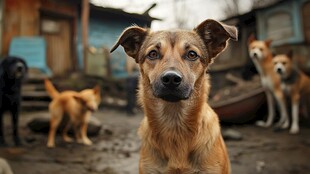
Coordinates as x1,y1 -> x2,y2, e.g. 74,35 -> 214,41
21,101 -> 50,107
25,74 -> 49,83
22,84 -> 46,92
21,101 -> 50,110
22,91 -> 49,98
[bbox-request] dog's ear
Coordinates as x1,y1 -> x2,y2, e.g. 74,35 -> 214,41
265,39 -> 272,48
110,26 -> 148,63
73,95 -> 85,104
93,85 -> 101,95
93,85 -> 101,104
194,19 -> 238,59
286,50 -> 293,59
248,33 -> 256,45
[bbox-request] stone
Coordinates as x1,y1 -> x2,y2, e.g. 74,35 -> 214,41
27,115 -> 102,136
222,128 -> 243,141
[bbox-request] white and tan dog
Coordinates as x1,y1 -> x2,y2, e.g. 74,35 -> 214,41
273,51 -> 310,134
248,34 -> 289,128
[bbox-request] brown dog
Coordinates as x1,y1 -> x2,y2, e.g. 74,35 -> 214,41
273,51 -> 310,134
45,79 -> 101,148
111,19 -> 237,173
248,35 -> 289,129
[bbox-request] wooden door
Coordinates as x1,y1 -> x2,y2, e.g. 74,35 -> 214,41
41,17 -> 72,76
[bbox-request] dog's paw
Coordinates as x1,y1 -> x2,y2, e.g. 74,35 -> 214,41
83,138 -> 93,146
255,121 -> 269,127
289,127 -> 299,134
63,136 -> 74,143
47,142 -> 55,148
77,139 -> 83,144
274,121 -> 288,130
281,120 -> 290,129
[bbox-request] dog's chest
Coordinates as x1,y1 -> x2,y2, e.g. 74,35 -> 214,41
143,132 -> 211,173
261,76 -> 274,90
252,58 -> 264,76
251,59 -> 274,90
281,83 -> 293,96
141,129 -> 205,173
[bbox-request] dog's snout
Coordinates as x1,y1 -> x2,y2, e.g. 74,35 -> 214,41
161,71 -> 182,88
17,66 -> 23,72
277,68 -> 282,74
253,52 -> 258,57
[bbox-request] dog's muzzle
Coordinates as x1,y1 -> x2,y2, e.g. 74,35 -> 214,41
274,64 -> 285,76
276,68 -> 283,74
13,63 -> 26,78
250,49 -> 262,60
87,105 -> 97,112
152,70 -> 192,102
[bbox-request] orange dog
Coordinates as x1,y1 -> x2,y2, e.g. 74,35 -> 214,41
248,35 -> 289,129
273,51 -> 310,134
45,79 -> 101,148
111,19 -> 237,173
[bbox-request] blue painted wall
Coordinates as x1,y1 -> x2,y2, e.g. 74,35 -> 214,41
77,13 -> 150,78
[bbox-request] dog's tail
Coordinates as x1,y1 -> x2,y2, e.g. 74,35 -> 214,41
44,79 -> 59,99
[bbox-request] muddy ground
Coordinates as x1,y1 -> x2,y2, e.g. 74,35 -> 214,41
0,108 -> 310,174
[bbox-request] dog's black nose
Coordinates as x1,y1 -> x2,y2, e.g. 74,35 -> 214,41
277,68 -> 282,74
161,71 -> 182,88
253,52 -> 258,57
17,66 -> 23,72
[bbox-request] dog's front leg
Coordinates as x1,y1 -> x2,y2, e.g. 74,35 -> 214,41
290,94 -> 300,134
62,122 -> 73,143
274,91 -> 289,129
256,90 -> 274,127
80,114 -> 92,145
80,122 -> 92,145
0,110 -> 7,147
11,108 -> 22,146
74,123 -> 82,143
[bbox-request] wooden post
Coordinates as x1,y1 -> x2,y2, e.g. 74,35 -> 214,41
81,0 -> 89,72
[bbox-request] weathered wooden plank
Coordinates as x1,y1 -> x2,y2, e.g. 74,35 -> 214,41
22,91 -> 49,98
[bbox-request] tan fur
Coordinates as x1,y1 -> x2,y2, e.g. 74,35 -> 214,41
45,79 -> 101,148
248,35 -> 289,128
111,19 -> 237,173
273,53 -> 310,134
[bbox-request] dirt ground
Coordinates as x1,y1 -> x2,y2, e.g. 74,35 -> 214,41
0,108 -> 310,174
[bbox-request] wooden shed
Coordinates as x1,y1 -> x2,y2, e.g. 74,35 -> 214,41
1,0 -> 79,76
76,4 -> 159,79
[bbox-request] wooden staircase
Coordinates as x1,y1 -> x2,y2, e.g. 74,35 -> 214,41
21,71 -> 50,111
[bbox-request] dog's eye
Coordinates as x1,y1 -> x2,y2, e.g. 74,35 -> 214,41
282,62 -> 286,65
147,50 -> 160,60
186,51 -> 199,60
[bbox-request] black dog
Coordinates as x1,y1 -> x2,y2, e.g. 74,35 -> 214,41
0,56 -> 28,146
